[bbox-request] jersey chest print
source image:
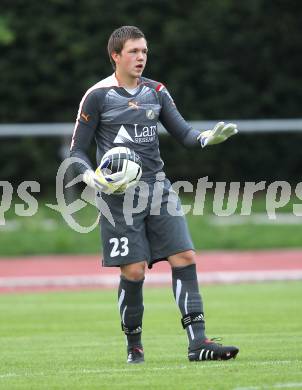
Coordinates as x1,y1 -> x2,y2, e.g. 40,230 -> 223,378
101,86 -> 161,145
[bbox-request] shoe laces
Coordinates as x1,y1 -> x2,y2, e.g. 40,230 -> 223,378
206,337 -> 223,345
129,346 -> 143,354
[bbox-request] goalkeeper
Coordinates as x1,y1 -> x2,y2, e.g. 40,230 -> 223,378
70,25 -> 239,364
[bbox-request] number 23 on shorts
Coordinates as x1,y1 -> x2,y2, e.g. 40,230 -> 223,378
109,237 -> 129,257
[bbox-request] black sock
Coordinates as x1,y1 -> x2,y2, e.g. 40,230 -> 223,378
118,275 -> 144,350
172,264 -> 206,350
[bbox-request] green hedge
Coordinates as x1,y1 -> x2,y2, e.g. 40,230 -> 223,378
1,0 -> 301,190
160,133 -> 302,184
1,0 -> 301,122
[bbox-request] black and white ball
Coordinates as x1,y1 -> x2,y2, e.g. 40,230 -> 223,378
96,147 -> 142,192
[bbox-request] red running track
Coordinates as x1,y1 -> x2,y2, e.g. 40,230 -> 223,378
0,249 -> 301,293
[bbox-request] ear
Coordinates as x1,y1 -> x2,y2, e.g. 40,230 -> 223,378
111,51 -> 120,66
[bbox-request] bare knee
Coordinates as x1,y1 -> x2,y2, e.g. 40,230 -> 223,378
120,261 -> 146,281
168,250 -> 195,268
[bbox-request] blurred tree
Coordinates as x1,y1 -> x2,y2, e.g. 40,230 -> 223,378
0,0 -> 301,186
0,16 -> 15,45
0,0 -> 301,121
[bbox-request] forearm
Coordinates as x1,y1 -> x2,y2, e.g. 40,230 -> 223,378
158,87 -> 237,149
69,147 -> 94,175
182,128 -> 201,147
160,105 -> 199,147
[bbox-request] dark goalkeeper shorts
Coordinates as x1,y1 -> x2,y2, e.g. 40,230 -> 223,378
98,177 -> 194,268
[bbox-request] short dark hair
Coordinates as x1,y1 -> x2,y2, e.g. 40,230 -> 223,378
107,26 -> 146,69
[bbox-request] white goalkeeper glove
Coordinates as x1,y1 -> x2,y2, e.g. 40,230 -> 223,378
197,121 -> 238,148
83,169 -> 127,194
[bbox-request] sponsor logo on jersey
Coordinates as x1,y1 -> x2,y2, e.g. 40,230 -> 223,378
134,124 -> 156,143
80,111 -> 90,122
113,125 -> 134,143
128,100 -> 139,110
146,109 -> 155,120
114,124 -> 156,144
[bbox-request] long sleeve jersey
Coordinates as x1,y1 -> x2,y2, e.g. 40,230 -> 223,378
70,73 -> 200,180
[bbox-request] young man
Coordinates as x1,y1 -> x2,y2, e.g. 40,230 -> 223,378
70,26 -> 239,364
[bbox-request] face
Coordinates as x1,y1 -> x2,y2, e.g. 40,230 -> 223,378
112,38 -> 148,80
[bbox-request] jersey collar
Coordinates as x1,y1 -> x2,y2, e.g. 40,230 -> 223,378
113,72 -> 142,88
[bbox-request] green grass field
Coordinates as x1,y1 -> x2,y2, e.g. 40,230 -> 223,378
0,282 -> 301,389
1,193 -> 302,256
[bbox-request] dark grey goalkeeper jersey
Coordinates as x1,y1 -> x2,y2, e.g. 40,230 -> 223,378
70,73 -> 200,180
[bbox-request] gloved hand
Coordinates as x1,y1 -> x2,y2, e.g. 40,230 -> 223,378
197,122 -> 238,148
83,169 -> 127,194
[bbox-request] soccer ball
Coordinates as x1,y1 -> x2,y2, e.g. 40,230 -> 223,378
95,147 -> 142,193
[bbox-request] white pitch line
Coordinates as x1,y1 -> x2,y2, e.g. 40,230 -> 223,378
209,213 -> 302,226
0,360 -> 299,380
0,373 -> 20,379
0,366 -> 188,379
234,382 -> 302,390
1,270 -> 302,289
